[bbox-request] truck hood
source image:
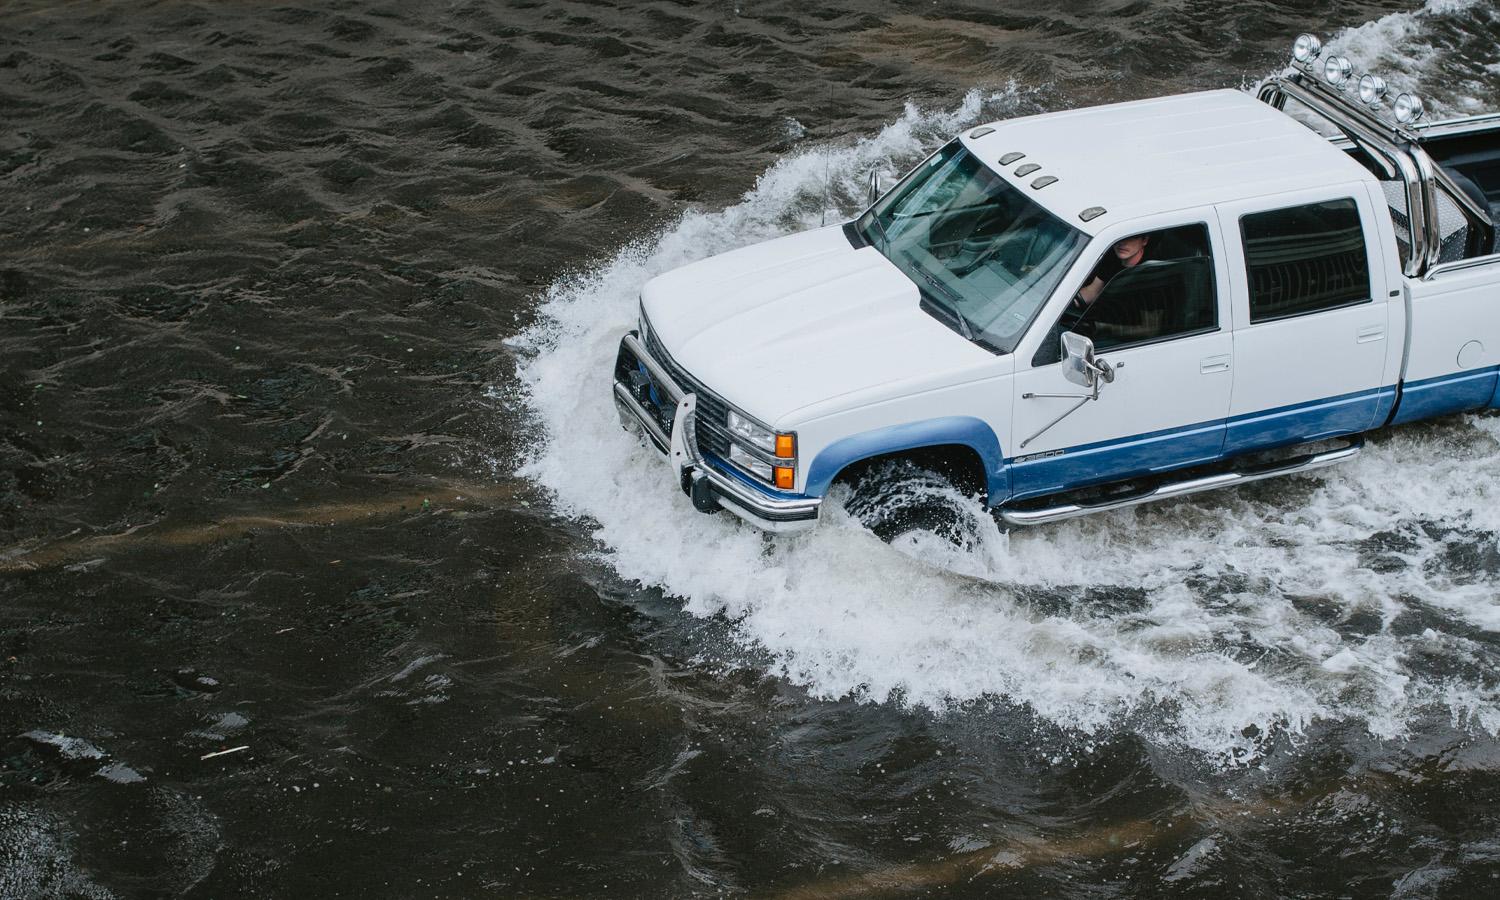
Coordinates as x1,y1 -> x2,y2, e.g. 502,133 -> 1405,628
640,225 -> 993,427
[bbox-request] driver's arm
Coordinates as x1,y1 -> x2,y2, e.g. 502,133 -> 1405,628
1073,274 -> 1105,308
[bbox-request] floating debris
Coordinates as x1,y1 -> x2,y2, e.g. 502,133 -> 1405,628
199,746 -> 250,761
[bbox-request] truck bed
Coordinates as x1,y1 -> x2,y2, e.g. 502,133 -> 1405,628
1421,115 -> 1500,223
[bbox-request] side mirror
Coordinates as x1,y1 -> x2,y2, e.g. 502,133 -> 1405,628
1061,331 -> 1095,387
1061,331 -> 1114,388
867,170 -> 883,206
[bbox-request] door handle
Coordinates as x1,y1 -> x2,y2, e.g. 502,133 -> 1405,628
1357,325 -> 1385,343
1199,354 -> 1231,374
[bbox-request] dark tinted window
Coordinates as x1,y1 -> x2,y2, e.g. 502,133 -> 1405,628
1082,255 -> 1216,351
1241,199 -> 1370,322
1032,223 -> 1218,366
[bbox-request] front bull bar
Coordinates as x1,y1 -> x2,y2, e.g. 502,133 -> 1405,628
612,331 -> 820,533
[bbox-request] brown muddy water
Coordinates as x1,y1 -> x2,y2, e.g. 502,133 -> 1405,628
5,1 -> 1500,896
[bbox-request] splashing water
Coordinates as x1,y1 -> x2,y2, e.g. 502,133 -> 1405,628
1324,0 -> 1500,116
516,50 -> 1500,763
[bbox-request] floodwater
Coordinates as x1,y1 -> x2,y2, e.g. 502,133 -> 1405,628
4,0 -> 1500,896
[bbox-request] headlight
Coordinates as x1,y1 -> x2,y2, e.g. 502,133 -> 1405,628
1358,74 -> 1386,105
727,410 -> 775,452
729,445 -> 797,490
725,410 -> 797,489
729,445 -> 773,481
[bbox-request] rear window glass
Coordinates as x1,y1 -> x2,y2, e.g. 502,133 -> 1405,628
1240,199 -> 1370,322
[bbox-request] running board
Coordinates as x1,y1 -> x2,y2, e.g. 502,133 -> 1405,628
998,439 -> 1363,527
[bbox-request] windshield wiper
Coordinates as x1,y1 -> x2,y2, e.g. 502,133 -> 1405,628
946,299 -> 976,342
862,212 -> 977,344
911,267 -> 975,341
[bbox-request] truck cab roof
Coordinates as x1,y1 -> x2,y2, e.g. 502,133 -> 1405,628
963,89 -> 1378,234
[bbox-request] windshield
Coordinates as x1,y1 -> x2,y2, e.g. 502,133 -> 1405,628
858,140 -> 1087,353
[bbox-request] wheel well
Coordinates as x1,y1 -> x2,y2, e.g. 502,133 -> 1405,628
831,443 -> 988,502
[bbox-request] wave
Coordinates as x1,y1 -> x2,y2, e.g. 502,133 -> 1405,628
514,6 -> 1500,764
1324,0 -> 1498,116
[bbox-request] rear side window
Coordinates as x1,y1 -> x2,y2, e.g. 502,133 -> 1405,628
1240,199 -> 1370,323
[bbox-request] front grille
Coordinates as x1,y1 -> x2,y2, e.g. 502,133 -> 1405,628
639,326 -> 731,460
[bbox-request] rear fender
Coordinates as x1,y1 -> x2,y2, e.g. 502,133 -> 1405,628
804,416 -> 1008,504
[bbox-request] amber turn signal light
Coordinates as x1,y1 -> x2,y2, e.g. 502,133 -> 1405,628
775,434 -> 796,458
774,466 -> 795,490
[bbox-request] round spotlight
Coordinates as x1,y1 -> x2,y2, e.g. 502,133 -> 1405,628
1394,92 -> 1425,124
1323,55 -> 1353,87
1293,34 -> 1323,64
1358,74 -> 1387,105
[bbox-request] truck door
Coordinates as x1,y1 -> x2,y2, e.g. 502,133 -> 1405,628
1009,217 -> 1236,500
1215,188 -> 1392,454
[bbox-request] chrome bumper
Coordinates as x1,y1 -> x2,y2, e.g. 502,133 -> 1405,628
613,331 -> 820,533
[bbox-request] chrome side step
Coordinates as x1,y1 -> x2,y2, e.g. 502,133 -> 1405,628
998,439 -> 1363,527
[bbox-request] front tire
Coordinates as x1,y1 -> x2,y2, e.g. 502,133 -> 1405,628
839,458 -> 982,544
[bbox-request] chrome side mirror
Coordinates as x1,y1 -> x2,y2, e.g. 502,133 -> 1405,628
867,170 -> 882,206
1061,331 -> 1114,388
1060,332 -> 1095,387
1018,332 -> 1117,449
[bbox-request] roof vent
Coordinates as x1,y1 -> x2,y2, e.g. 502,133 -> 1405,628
969,126 -> 995,138
1014,163 -> 1040,177
999,152 -> 1025,166
1031,176 -> 1058,189
1079,207 -> 1107,222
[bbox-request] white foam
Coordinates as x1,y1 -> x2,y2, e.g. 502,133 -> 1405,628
22,731 -> 106,761
1322,0 -> 1497,116
0,806 -> 114,899
515,83 -> 1500,763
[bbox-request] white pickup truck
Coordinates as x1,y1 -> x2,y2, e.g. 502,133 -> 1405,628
612,35 -> 1500,534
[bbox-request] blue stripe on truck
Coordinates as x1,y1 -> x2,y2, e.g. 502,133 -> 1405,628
1221,386 -> 1384,455
1006,418 -> 1227,501
804,368 -> 1492,508
1390,365 -> 1499,424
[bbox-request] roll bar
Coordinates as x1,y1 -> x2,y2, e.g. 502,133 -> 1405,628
1258,67 -> 1494,278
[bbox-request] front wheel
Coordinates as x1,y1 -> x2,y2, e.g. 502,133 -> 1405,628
838,458 -> 986,544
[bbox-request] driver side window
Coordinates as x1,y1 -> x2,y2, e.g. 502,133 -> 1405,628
1031,223 -> 1219,366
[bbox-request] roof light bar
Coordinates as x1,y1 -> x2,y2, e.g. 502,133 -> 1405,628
1281,33 -> 1426,134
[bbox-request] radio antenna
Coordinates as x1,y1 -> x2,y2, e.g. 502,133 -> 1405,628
820,76 -> 833,227
821,160 -> 830,227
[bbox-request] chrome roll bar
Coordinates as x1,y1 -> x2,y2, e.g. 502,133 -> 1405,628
1259,68 -> 1496,278
1259,73 -> 1429,277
